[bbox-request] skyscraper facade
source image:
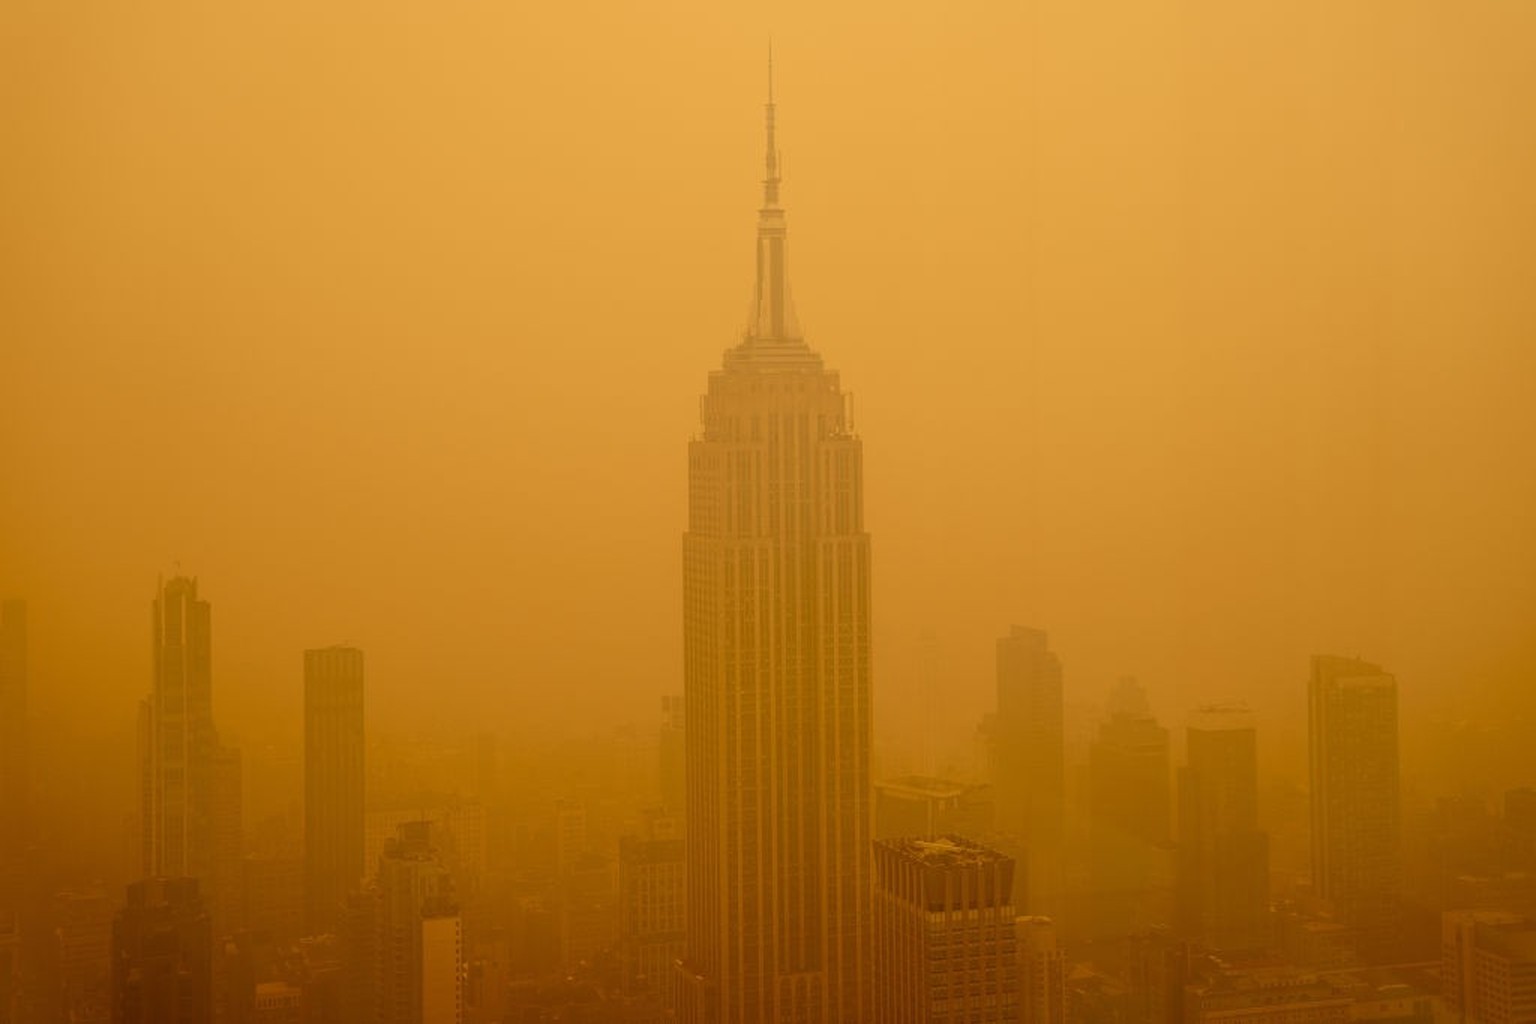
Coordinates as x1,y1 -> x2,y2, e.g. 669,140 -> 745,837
1177,704 -> 1270,952
1087,686 -> 1173,937
1308,655 -> 1401,962
872,837 -> 1019,1023
618,825 -> 685,1010
994,626 -> 1065,911
678,75 -> 873,1023
375,821 -> 461,1024
110,877 -> 213,1024
141,577 -> 243,935
1016,917 -> 1066,1024
304,646 -> 366,936
1441,910 -> 1536,1024
1089,679 -> 1170,848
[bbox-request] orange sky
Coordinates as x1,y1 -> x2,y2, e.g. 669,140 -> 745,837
3,1 -> 1533,776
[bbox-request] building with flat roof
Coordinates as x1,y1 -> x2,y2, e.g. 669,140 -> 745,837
1310,656 -> 1401,962
875,776 -> 995,842
1442,910 -> 1536,1024
873,836 -> 1019,1023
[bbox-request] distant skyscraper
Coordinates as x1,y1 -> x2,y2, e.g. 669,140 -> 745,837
677,69 -> 873,1022
1087,682 -> 1173,936
110,877 -> 213,1024
375,821 -> 461,1024
1089,682 -> 1171,847
994,626 -> 1065,909
872,837 -> 1019,1023
1016,917 -> 1066,1024
0,600 -> 26,900
141,577 -> 242,934
304,646 -> 365,936
1308,655 -> 1401,961
1177,704 -> 1270,952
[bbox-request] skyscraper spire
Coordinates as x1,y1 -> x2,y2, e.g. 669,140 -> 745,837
747,46 -> 802,344
764,43 -> 779,208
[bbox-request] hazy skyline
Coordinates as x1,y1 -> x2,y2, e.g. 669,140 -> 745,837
3,1 -> 1533,776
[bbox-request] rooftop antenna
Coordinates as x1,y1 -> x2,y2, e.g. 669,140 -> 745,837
763,41 -> 780,207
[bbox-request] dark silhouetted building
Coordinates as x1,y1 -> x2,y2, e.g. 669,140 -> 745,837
110,877 -> 213,1024
873,837 -> 1019,1023
1178,704 -> 1270,952
677,72 -> 872,1023
304,646 -> 365,936
1090,681 -> 1170,848
994,626 -> 1065,912
1309,655 -> 1401,962
1086,682 -> 1175,937
141,577 -> 242,935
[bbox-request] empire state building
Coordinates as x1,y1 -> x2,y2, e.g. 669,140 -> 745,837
677,72 -> 873,1023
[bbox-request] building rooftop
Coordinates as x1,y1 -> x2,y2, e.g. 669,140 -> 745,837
878,835 -> 1009,868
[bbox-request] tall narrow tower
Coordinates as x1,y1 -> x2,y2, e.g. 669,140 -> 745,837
1177,703 -> 1270,952
305,646 -> 366,936
141,577 -> 241,935
994,625 -> 1065,911
678,62 -> 873,1023
1309,655 -> 1401,962
144,578 -> 217,879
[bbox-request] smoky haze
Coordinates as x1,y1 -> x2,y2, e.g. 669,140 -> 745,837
2,0 -> 1533,779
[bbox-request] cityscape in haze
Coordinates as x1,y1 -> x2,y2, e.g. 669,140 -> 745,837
3,3 -> 1536,1023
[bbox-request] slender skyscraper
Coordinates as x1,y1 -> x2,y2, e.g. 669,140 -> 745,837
305,646 -> 366,937
994,626 -> 1065,911
1309,655 -> 1401,962
678,63 -> 873,1023
141,577 -> 242,935
1087,680 -> 1172,936
1177,703 -> 1270,952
